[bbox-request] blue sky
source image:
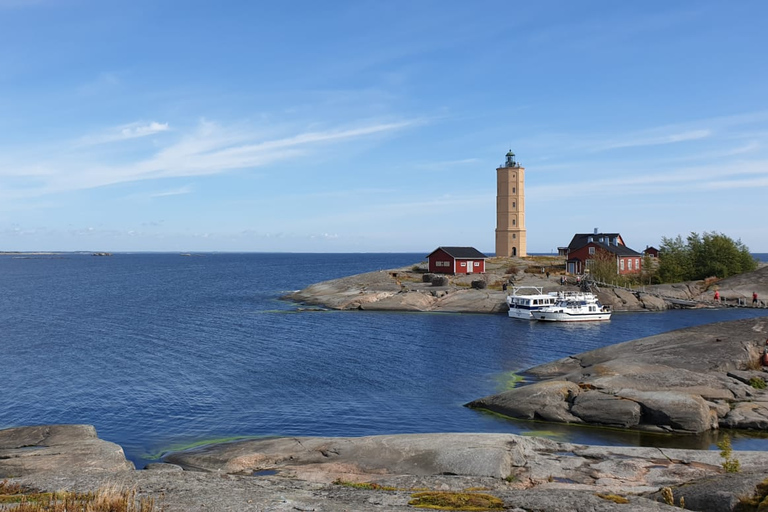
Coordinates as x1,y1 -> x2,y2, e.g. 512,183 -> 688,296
1,1 -> 766,253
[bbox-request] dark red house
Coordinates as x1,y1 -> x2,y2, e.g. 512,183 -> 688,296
427,247 -> 487,275
644,246 -> 660,258
565,232 -> 643,275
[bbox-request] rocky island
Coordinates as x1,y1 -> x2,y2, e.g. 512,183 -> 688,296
286,256 -> 768,314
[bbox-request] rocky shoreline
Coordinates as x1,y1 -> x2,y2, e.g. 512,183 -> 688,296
4,424 -> 768,511
285,257 -> 768,314
468,316 -> 768,434
4,315 -> 768,511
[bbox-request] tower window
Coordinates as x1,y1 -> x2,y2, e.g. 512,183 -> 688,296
512,187 -> 516,194
513,234 -> 516,239
513,219 -> 516,226
512,202 -> 516,209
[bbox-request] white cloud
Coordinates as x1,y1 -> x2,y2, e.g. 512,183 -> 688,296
149,185 -> 193,198
590,129 -> 712,152
0,117 -> 420,200
529,159 -> 768,200
78,121 -> 170,146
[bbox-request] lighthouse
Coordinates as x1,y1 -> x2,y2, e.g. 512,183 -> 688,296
495,150 -> 527,258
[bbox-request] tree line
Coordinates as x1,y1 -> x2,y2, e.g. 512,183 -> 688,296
656,232 -> 757,283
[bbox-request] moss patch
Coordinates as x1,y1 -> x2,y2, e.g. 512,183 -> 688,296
408,491 -> 503,510
494,371 -> 524,391
142,435 -> 264,461
596,493 -> 629,504
735,477 -> 768,511
332,479 -> 398,491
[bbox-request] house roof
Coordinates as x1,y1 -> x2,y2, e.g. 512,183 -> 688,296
567,233 -> 622,251
595,243 -> 642,257
426,246 -> 487,259
567,243 -> 643,261
568,233 -> 642,258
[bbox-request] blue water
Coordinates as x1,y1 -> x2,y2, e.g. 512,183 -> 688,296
1,253 -> 767,468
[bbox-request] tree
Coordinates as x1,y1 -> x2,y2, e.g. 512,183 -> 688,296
639,253 -> 660,285
657,232 -> 757,283
657,235 -> 692,283
586,249 -> 618,283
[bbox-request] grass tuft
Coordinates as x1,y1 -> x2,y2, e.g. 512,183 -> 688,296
0,484 -> 158,511
717,435 -> 741,473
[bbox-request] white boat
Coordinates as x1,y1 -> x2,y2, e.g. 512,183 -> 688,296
506,286 -> 560,320
534,292 -> 611,322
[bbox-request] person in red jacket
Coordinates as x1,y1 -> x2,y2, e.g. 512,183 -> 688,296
753,292 -> 759,306
714,290 -> 720,302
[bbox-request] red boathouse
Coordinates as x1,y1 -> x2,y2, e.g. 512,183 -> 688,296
427,247 -> 487,275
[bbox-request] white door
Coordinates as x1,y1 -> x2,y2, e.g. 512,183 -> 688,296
466,260 -> 473,274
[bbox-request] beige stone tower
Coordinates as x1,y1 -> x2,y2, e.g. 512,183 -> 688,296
495,150 -> 527,257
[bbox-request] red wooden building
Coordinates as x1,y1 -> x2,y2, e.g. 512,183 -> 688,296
565,232 -> 643,276
644,246 -> 660,258
426,247 -> 487,275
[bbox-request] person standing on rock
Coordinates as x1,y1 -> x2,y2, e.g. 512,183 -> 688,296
753,292 -> 758,306
714,290 -> 720,302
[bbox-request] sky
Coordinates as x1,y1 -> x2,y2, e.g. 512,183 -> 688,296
1,1 -> 766,253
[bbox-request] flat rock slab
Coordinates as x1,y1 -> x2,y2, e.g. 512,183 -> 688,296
6,426 -> 768,511
163,432 -> 768,495
0,424 -> 134,477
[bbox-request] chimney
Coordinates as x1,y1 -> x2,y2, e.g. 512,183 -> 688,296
594,227 -> 598,234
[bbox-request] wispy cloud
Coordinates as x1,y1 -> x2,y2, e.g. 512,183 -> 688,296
591,129 -> 712,152
149,185 -> 193,198
529,159 -> 768,200
78,121 -> 170,146
0,117 -> 421,199
414,158 -> 480,170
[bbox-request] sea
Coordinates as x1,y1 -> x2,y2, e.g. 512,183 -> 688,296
2,252 -> 767,468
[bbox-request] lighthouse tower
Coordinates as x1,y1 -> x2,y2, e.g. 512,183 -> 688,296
495,150 -> 527,258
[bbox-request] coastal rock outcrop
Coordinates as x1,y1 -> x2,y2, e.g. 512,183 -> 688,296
0,424 -> 134,477
467,317 -> 768,433
10,425 -> 768,511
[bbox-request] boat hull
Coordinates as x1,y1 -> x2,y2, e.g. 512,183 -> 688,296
508,308 -> 536,320
535,311 -> 611,322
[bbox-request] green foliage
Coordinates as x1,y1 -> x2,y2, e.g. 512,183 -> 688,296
749,377 -> 767,389
717,435 -> 741,473
585,250 -> 618,283
639,254 -> 660,285
657,232 -> 757,283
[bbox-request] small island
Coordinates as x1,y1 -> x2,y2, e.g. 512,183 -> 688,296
286,255 -> 768,314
